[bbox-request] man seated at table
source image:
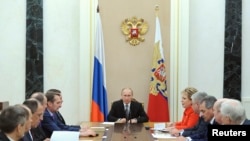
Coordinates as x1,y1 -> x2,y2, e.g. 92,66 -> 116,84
107,87 -> 149,123
220,98 -> 250,125
41,91 -> 96,138
0,105 -> 31,141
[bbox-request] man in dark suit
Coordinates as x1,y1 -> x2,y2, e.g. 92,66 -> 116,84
21,99 -> 46,141
41,91 -> 96,138
107,88 -> 149,123
45,89 -> 79,128
45,89 -> 66,125
0,105 -> 31,141
30,92 -> 49,141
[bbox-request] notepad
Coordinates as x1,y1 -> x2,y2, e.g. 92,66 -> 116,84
153,123 -> 166,130
50,131 -> 80,141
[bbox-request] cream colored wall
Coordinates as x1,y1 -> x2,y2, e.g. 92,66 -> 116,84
1,0 -> 250,124
99,0 -> 170,114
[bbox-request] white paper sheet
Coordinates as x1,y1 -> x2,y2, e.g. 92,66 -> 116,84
101,122 -> 115,125
50,131 -> 80,141
90,126 -> 105,131
153,123 -> 166,130
152,131 -> 176,139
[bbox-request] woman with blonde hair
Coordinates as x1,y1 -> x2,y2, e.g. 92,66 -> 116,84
168,87 -> 199,130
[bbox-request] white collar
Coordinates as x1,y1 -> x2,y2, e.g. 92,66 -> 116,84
6,135 -> 15,141
210,117 -> 215,124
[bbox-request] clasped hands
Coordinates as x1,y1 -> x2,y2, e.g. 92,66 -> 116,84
165,122 -> 181,137
116,118 -> 137,123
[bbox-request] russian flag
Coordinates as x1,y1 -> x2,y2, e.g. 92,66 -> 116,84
90,11 -> 108,122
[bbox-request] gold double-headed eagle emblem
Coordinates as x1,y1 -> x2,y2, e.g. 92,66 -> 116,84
121,17 -> 148,46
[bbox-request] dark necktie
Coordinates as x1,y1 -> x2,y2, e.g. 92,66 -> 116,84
56,111 -> 66,124
125,104 -> 129,119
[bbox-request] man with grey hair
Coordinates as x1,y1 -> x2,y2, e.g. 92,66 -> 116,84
170,91 -> 208,137
0,105 -> 31,141
21,98 -> 49,141
29,92 -> 49,141
212,98 -> 230,125
30,92 -> 48,109
220,99 -> 250,125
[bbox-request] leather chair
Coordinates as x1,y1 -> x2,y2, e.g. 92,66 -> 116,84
131,98 -> 144,108
0,101 -> 9,112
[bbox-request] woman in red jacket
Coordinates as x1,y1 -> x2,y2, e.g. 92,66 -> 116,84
168,87 -> 199,130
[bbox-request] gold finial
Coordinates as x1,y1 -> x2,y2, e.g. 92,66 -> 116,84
155,5 -> 159,16
97,5 -> 99,13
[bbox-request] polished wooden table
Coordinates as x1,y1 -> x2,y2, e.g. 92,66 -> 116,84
79,122 -> 176,141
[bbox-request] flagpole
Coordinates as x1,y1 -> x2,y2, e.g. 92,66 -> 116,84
155,5 -> 159,16
97,5 -> 99,13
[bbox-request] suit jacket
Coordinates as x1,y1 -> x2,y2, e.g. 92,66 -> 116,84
107,100 -> 149,123
30,125 -> 47,141
41,108 -> 80,138
54,111 -> 79,128
55,111 -> 66,125
188,117 -> 218,141
20,131 -> 32,141
242,119 -> 250,125
0,132 -> 10,141
182,116 -> 209,137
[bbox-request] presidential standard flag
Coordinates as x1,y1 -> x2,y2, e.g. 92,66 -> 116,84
147,16 -> 170,122
90,12 -> 108,122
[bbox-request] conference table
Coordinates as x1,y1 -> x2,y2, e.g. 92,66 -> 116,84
79,122 -> 177,141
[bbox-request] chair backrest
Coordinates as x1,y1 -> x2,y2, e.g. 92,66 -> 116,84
132,98 -> 144,108
0,101 -> 9,112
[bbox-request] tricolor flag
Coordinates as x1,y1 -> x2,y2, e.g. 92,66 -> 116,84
90,11 -> 108,122
147,16 -> 169,122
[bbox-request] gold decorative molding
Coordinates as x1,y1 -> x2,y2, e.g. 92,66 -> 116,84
121,17 -> 148,46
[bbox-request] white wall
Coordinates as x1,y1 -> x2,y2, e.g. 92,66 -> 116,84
43,0 -> 82,124
0,0 -> 249,124
0,0 -> 94,124
0,0 -> 26,105
242,0 -> 250,118
189,0 -> 225,98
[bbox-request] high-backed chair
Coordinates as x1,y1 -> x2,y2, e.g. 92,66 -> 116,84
0,101 -> 9,113
131,98 -> 144,109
